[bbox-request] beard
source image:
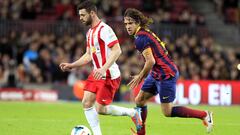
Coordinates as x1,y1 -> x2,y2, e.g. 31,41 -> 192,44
83,16 -> 92,26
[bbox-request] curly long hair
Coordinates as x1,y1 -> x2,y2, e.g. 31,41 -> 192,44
124,8 -> 153,28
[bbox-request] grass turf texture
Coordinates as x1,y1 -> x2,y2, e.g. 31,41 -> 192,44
0,101 -> 239,135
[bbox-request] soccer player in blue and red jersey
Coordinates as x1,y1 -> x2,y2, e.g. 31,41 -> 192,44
123,8 -> 213,135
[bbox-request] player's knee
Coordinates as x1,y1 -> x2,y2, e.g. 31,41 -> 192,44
82,100 -> 94,108
95,107 -> 102,114
162,109 -> 172,117
96,106 -> 106,115
161,103 -> 173,117
135,97 -> 145,106
162,111 -> 171,117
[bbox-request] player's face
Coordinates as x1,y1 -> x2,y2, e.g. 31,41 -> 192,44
124,17 -> 139,35
79,9 -> 92,26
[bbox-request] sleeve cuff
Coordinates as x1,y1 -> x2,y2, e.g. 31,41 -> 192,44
107,40 -> 119,48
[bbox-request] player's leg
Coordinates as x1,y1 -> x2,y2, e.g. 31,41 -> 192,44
159,73 -> 213,133
96,102 -> 136,117
82,73 -> 102,135
161,103 -> 213,133
82,91 -> 102,135
133,74 -> 158,135
94,77 -> 134,116
161,102 -> 207,119
134,90 -> 154,135
94,77 -> 142,130
96,101 -> 143,133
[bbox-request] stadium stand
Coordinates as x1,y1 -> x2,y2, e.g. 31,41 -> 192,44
212,0 -> 239,24
0,0 -> 239,89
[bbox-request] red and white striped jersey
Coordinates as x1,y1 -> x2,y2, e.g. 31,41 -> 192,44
86,21 -> 120,79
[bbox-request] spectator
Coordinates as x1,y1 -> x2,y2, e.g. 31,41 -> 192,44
23,41 -> 39,71
0,64 -> 8,87
20,1 -> 37,20
0,0 -> 238,86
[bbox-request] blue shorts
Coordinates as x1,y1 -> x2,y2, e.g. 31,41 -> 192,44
141,72 -> 179,103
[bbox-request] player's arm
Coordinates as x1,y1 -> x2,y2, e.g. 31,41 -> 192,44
102,43 -> 121,71
71,47 -> 92,67
138,47 -> 155,79
59,47 -> 91,71
128,47 -> 155,89
100,26 -> 121,71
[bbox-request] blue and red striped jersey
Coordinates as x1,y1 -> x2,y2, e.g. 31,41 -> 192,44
134,28 -> 178,80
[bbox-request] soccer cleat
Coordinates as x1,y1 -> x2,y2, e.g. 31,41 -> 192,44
131,108 -> 143,131
202,111 -> 213,133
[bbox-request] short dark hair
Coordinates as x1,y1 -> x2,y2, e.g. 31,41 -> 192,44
77,0 -> 97,13
124,8 -> 153,28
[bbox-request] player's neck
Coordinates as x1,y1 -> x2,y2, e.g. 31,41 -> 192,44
134,26 -> 141,36
91,16 -> 101,29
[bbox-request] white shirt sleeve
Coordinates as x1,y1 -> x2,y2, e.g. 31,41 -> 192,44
100,26 -> 119,47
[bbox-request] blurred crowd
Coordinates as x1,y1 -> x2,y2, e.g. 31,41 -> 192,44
0,0 -> 239,88
0,0 -> 205,26
119,33 -> 240,83
212,0 -> 239,24
0,30 -> 87,87
0,30 -> 239,88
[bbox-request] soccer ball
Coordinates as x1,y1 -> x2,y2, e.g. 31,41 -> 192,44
71,125 -> 92,135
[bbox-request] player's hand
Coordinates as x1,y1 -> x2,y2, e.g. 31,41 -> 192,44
128,74 -> 143,89
59,63 -> 73,72
93,68 -> 106,80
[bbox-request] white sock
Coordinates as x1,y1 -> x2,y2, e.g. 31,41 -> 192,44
84,106 -> 102,135
106,105 -> 135,117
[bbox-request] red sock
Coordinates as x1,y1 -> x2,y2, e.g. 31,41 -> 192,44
137,106 -> 147,135
171,106 -> 207,119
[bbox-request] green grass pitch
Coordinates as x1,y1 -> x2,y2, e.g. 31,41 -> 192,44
0,101 -> 239,135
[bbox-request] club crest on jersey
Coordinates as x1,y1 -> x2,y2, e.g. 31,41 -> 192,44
91,46 -> 96,53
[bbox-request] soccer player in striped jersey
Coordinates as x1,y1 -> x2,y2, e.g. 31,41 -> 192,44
59,1 -> 142,135
123,8 -> 213,135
